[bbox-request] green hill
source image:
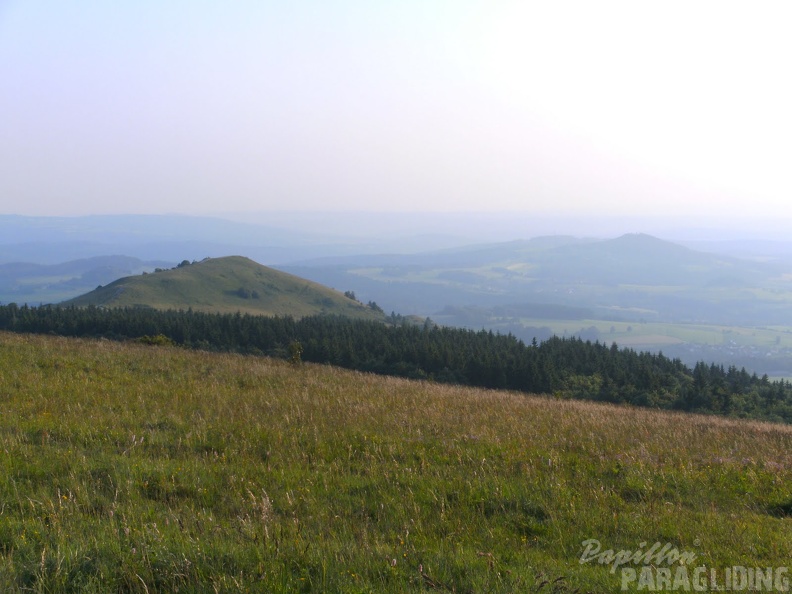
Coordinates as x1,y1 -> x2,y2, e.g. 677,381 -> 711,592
62,255 -> 384,319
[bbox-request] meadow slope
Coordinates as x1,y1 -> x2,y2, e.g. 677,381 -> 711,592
1,332 -> 791,592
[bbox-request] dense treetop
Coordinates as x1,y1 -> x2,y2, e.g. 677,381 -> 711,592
2,303 -> 791,423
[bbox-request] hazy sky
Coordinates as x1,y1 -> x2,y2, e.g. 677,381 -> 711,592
1,1 -> 790,220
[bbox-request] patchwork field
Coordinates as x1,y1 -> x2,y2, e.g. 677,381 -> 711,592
1,331 -> 791,592
512,318 -> 792,348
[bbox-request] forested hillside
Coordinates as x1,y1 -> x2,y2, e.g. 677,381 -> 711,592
2,303 -> 791,423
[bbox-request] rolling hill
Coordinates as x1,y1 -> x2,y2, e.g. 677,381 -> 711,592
282,233 -> 791,325
62,255 -> 385,319
278,233 -> 792,375
0,255 -> 171,305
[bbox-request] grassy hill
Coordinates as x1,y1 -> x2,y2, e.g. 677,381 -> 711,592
1,331 -> 791,592
62,255 -> 385,319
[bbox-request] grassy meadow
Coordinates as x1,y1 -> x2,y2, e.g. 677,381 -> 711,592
1,331 -> 792,592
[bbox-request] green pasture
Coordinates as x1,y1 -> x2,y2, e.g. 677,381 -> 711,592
1,332 -> 792,592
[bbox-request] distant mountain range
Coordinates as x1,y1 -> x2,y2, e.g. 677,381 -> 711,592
62,256 -> 386,320
0,213 -> 477,266
280,232 -> 789,323
5,215 -> 792,375
0,255 -> 171,305
0,214 -> 334,265
3,216 -> 791,328
8,213 -> 792,267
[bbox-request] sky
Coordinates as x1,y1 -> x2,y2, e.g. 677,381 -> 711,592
1,1 -> 791,224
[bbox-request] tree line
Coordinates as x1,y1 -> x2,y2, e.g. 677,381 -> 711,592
2,303 -> 792,423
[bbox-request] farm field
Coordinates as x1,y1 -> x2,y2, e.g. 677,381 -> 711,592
1,332 -> 792,592
513,318 -> 792,349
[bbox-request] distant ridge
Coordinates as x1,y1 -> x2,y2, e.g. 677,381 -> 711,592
62,256 -> 385,319
0,255 -> 171,305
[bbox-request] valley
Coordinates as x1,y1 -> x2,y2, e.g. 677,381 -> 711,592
5,215 -> 792,377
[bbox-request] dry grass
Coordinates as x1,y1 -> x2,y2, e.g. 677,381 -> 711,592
1,331 -> 791,592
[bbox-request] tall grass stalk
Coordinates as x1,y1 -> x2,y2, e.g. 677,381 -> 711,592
1,332 -> 791,592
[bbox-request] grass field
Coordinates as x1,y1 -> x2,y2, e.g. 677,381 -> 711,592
1,331 -> 792,592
